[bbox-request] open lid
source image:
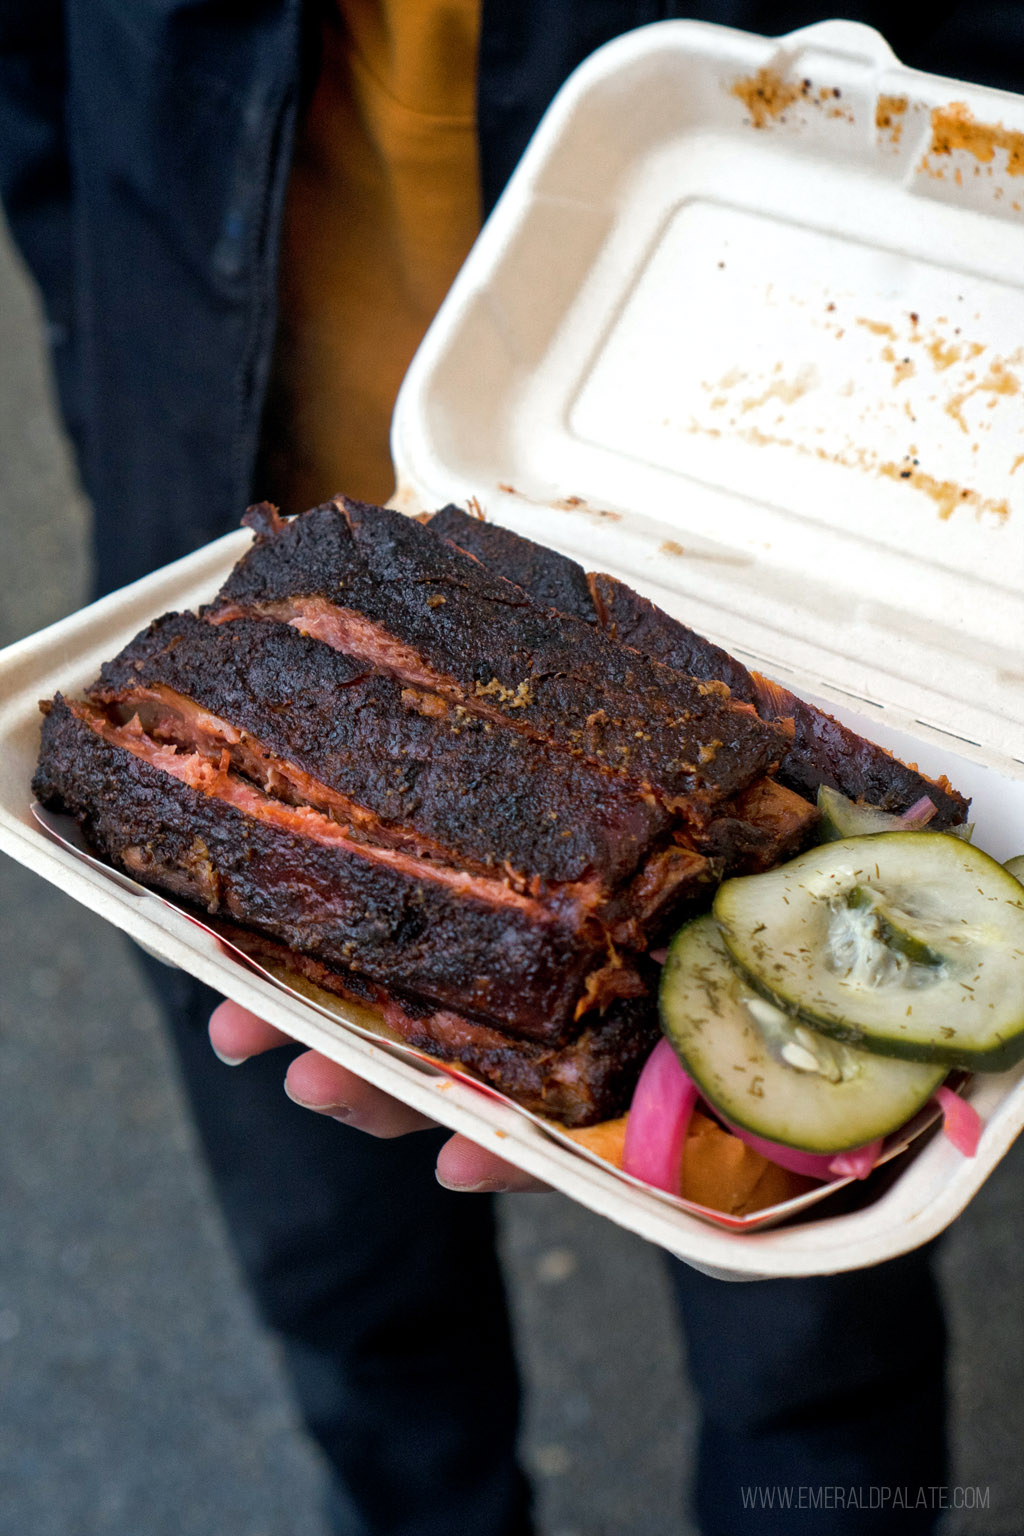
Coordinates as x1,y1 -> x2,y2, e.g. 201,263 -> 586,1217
392,19 -> 1024,770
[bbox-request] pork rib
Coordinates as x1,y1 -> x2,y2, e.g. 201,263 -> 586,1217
35,697 -> 645,1040
591,574 -> 970,824
426,504 -> 970,828
425,503 -> 599,623
221,924 -> 660,1127
210,498 -> 791,823
92,610 -> 674,895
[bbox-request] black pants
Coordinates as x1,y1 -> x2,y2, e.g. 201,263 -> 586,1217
155,964 -> 947,1536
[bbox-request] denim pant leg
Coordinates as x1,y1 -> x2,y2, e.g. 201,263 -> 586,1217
665,1246 -> 948,1536
147,961 -> 533,1536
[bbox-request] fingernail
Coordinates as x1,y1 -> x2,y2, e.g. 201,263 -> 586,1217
284,1081 -> 351,1120
212,1046 -> 248,1066
436,1174 -> 510,1194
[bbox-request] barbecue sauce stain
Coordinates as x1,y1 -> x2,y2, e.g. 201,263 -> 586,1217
730,67 -> 803,128
925,101 -> 1024,177
875,95 -> 908,146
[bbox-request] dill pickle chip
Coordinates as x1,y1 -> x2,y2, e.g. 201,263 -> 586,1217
714,832 -> 1024,1070
659,916 -> 944,1153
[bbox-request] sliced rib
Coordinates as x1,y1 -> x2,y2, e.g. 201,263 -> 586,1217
219,924 -> 660,1127
35,697 -> 645,1040
424,503 -> 969,828
91,610 -> 673,895
210,499 -> 791,824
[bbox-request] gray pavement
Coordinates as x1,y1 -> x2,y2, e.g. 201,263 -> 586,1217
1,217 -> 1022,1536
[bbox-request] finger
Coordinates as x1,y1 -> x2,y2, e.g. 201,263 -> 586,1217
284,1049 -> 439,1138
209,998 -> 293,1064
435,1134 -> 552,1194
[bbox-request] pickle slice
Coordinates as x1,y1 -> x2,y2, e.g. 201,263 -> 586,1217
714,832 -> 1024,1070
817,785 -> 973,843
844,885 -> 947,969
817,786 -> 914,841
659,917 -> 945,1153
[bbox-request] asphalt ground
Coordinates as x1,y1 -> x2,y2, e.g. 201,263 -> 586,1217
1,217 -> 1022,1535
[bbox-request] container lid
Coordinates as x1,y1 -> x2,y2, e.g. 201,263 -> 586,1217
393,19 -> 1024,768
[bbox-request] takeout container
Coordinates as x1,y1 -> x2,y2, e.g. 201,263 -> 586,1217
3,19 -> 1024,1278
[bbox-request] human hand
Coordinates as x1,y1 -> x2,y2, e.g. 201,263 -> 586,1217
208,1000 -> 551,1193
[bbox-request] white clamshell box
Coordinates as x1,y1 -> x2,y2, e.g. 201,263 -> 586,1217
2,19 -> 1024,1280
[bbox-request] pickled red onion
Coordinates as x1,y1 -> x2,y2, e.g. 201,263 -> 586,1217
623,1040 -> 900,1197
622,1039 -> 698,1195
828,1141 -> 885,1180
934,1085 -> 982,1156
719,1120 -> 882,1181
899,795 -> 937,826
